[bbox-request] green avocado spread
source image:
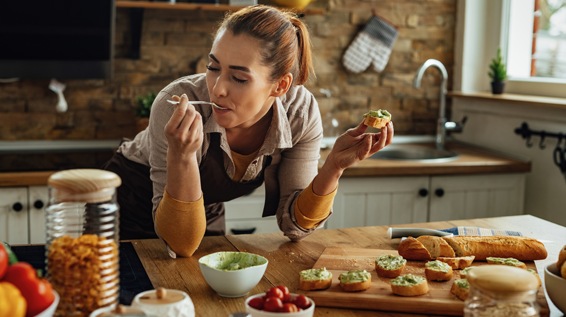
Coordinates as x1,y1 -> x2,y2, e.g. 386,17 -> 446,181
339,270 -> 371,284
199,251 -> 267,271
376,254 -> 407,270
527,268 -> 539,276
363,109 -> 391,119
391,274 -> 426,287
454,279 -> 469,290
487,257 -> 524,266
460,266 -> 477,276
300,267 -> 332,281
426,260 -> 451,273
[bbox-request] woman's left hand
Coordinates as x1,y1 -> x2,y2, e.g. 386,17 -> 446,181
325,121 -> 394,172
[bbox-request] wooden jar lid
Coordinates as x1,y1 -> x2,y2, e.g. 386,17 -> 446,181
467,265 -> 539,293
48,169 -> 121,203
138,287 -> 185,305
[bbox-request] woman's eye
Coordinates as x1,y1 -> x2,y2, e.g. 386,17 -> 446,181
233,76 -> 247,84
206,65 -> 219,72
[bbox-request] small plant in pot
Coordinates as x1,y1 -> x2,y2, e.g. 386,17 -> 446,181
488,48 -> 507,94
135,91 -> 156,133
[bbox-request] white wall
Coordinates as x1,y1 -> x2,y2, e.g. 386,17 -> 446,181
452,99 -> 566,226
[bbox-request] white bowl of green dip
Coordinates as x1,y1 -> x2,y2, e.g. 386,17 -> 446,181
198,251 -> 268,297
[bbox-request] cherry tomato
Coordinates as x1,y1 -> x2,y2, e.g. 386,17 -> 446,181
264,297 -> 284,312
293,294 -> 312,309
248,297 -> 264,310
265,287 -> 284,301
276,285 -> 290,302
279,302 -> 298,313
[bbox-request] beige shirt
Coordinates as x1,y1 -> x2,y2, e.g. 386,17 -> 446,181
118,74 -> 330,254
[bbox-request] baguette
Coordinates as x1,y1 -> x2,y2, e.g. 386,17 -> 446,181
437,256 -> 475,270
339,270 -> 371,292
363,110 -> 391,129
375,254 -> 406,278
299,267 -> 332,291
390,274 -> 429,297
526,269 -> 542,287
450,279 -> 469,301
398,237 -> 432,260
557,244 -> 566,271
486,257 -> 527,269
442,235 -> 547,261
425,260 -> 453,281
418,236 -> 455,259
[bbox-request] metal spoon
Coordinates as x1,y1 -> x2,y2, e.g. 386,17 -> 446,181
166,99 -> 227,110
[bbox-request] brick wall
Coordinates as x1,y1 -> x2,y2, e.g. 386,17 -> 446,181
0,0 -> 455,140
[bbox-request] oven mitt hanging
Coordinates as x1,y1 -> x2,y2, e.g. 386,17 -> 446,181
342,15 -> 399,73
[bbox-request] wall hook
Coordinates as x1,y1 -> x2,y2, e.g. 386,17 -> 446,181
525,135 -> 533,148
539,131 -> 546,150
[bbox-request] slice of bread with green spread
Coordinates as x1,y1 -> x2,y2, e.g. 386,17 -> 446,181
486,257 -> 527,269
425,260 -> 453,281
339,270 -> 371,292
437,256 -> 475,270
451,278 -> 469,300
375,254 -> 407,278
363,110 -> 391,129
390,274 -> 429,296
299,267 -> 333,291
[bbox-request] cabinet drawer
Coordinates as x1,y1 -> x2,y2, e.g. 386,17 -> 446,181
225,217 -> 279,235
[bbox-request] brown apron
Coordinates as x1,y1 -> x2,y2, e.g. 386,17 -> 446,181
102,133 -> 270,240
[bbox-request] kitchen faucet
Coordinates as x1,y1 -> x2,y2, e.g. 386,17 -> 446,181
413,59 -> 467,150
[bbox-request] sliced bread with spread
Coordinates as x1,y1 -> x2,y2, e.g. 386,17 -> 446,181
437,256 -> 475,270
375,254 -> 406,278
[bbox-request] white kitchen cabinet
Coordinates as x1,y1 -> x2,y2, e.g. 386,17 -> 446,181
29,186 -> 49,244
0,187 -> 29,244
429,174 -> 525,222
327,176 -> 429,229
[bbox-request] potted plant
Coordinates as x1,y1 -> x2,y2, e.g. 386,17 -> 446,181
135,91 -> 156,133
488,48 -> 507,94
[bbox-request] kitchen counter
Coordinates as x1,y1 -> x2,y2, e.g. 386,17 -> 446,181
0,140 -> 530,187
132,215 -> 564,316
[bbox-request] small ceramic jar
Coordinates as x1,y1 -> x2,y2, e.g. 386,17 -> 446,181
131,287 -> 195,317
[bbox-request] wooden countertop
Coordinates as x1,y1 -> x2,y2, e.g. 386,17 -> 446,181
0,141 -> 530,187
132,215 -> 564,316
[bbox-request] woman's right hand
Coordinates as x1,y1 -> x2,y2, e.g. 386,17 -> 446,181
164,94 -> 203,162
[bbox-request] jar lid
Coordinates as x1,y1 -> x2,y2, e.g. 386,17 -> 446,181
48,169 -> 121,203
137,288 -> 185,305
467,265 -> 539,293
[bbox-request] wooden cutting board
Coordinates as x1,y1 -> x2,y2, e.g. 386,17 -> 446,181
299,247 -> 549,316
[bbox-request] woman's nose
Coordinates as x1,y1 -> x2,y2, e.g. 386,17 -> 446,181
212,76 -> 228,98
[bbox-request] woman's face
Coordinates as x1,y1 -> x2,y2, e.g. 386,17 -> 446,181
206,30 -> 279,130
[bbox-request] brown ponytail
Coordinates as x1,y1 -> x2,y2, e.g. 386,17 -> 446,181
217,5 -> 315,86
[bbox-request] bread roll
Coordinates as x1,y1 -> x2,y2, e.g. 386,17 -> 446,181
339,270 -> 371,292
398,237 -> 432,260
557,244 -> 566,271
363,110 -> 391,129
425,260 -> 453,281
375,254 -> 406,278
437,256 -> 475,270
450,279 -> 469,301
442,235 -> 547,261
561,261 -> 566,279
299,267 -> 332,291
486,257 -> 527,269
418,236 -> 455,259
390,274 -> 429,296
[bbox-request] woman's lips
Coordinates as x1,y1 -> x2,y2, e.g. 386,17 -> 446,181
212,102 -> 230,110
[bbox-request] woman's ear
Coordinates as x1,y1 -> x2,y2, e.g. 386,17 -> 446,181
271,73 -> 293,97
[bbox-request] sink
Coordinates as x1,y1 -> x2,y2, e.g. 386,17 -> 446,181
369,144 -> 459,163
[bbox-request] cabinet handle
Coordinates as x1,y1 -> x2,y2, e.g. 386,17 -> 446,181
435,188 -> 445,197
33,200 -> 45,209
418,188 -> 428,197
230,228 -> 256,235
12,202 -> 23,212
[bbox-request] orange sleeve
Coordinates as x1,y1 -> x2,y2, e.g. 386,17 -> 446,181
154,187 -> 207,257
294,180 -> 337,229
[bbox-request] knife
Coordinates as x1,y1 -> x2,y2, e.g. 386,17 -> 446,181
387,227 -> 454,239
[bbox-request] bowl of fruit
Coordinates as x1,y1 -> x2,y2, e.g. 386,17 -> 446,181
245,286 -> 314,317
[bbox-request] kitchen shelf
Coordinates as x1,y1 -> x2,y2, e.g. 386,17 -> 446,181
116,1 -> 325,15
447,91 -> 566,109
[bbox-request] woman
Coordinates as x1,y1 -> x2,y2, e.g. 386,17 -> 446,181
103,5 -> 393,258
